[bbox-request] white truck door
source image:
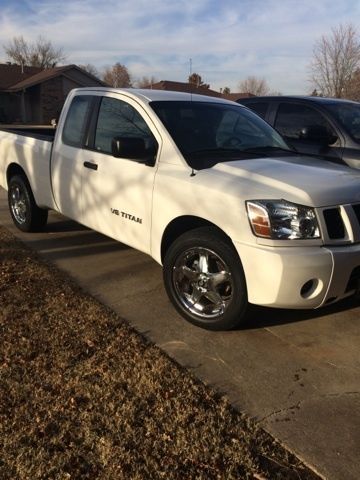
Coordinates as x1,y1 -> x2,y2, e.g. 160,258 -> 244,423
81,95 -> 160,254
51,94 -> 93,220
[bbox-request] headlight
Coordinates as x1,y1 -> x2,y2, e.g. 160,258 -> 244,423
246,200 -> 320,240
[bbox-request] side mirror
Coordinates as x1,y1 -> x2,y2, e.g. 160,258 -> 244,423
111,136 -> 156,165
300,125 -> 338,145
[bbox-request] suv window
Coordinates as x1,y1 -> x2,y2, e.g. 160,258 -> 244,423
95,97 -> 155,154
62,95 -> 92,147
244,102 -> 268,119
327,102 -> 360,142
275,102 -> 335,139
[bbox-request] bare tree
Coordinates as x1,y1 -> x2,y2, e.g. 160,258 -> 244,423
309,23 -> 360,98
136,75 -> 158,88
238,76 -> 270,95
103,63 -> 132,88
79,63 -> 100,79
188,72 -> 210,89
344,68 -> 360,100
4,35 -> 66,68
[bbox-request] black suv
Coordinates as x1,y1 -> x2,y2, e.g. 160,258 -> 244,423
237,96 -> 360,169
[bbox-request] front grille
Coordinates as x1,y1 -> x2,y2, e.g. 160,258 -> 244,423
345,266 -> 360,293
323,208 -> 345,239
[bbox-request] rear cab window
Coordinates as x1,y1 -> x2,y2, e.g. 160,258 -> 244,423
62,95 -> 93,147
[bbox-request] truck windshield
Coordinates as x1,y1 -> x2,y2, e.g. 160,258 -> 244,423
327,102 -> 360,143
150,101 -> 290,169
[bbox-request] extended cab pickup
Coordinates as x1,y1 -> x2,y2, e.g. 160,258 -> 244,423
1,88 -> 360,330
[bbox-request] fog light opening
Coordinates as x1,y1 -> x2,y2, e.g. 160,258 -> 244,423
300,278 -> 322,299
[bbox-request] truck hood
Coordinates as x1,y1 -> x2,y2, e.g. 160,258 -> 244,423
208,155 -> 360,207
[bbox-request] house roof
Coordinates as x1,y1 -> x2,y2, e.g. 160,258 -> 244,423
222,92 -> 255,101
0,64 -> 254,101
0,63 -> 106,92
149,80 -> 254,101
150,80 -> 222,98
0,64 -> 43,89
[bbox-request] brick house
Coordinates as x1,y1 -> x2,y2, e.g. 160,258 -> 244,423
0,64 -> 105,124
0,66 -> 254,124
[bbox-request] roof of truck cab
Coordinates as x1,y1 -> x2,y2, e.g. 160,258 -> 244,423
75,87 -> 240,105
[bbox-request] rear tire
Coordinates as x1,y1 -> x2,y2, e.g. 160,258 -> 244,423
8,175 -> 48,232
163,227 -> 248,330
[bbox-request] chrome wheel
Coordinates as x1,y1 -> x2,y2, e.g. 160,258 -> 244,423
10,184 -> 27,225
172,247 -> 234,319
8,175 -> 48,232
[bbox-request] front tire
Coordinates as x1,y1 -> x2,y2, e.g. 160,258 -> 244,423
8,175 -> 48,232
163,227 -> 248,330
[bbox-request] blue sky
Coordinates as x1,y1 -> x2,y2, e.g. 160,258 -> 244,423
1,0 -> 360,93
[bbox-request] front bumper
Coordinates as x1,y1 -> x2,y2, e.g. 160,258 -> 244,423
235,241 -> 360,309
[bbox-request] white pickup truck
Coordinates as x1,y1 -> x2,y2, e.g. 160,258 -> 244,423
1,88 -> 360,330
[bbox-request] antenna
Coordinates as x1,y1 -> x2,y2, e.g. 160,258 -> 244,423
189,58 -> 193,100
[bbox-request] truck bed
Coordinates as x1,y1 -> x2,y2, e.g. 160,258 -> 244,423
0,126 -> 56,142
0,127 -> 56,210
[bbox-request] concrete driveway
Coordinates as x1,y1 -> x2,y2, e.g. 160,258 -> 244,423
1,187 -> 359,480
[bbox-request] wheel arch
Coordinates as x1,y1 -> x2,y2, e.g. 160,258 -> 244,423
161,216 -> 248,330
160,215 -> 234,263
6,163 -> 28,187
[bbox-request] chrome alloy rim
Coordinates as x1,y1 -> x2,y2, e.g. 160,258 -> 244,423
10,184 -> 27,224
172,247 -> 234,319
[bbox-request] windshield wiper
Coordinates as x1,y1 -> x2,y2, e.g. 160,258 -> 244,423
187,147 -> 264,157
188,147 -> 242,155
185,148 -> 267,170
